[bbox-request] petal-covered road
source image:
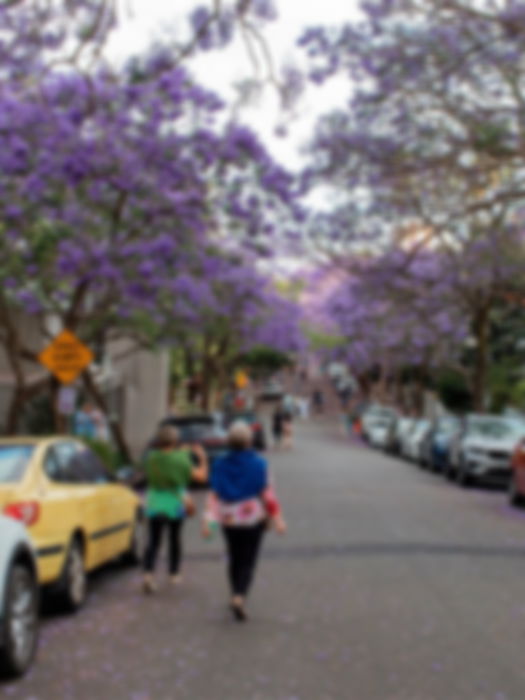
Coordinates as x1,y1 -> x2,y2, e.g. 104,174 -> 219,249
4,418 -> 525,699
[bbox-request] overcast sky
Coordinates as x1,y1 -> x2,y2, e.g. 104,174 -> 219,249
107,1 -> 358,170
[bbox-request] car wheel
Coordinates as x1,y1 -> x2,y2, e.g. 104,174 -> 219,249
508,474 -> 525,507
0,563 -> 39,679
122,512 -> 145,566
446,464 -> 456,481
60,538 -> 87,612
457,461 -> 473,488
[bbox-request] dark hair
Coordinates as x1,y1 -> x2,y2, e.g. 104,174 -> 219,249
154,425 -> 179,449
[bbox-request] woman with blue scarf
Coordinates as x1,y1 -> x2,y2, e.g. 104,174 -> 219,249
203,421 -> 286,621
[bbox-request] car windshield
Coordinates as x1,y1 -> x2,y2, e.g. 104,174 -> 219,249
468,418 -> 524,440
437,418 -> 459,435
229,412 -> 255,424
0,445 -> 34,483
179,424 -> 214,441
368,407 -> 395,419
371,419 -> 390,428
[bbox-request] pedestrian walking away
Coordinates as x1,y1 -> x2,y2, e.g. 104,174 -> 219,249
202,421 -> 286,621
272,404 -> 285,447
141,425 -> 208,593
312,388 -> 324,414
281,409 -> 293,449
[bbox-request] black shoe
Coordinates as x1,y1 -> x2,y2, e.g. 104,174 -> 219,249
230,602 -> 248,622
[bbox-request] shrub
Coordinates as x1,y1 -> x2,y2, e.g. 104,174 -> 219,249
436,369 -> 473,413
83,438 -> 123,473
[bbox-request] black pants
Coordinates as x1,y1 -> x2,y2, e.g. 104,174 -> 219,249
222,523 -> 266,597
143,516 -> 184,574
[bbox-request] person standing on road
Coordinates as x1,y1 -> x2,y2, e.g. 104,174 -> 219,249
281,407 -> 293,450
142,425 -> 208,594
312,388 -> 324,414
202,421 -> 286,621
272,404 -> 285,447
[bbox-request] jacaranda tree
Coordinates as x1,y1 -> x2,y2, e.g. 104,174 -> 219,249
300,0 -> 525,409
0,0 -> 305,449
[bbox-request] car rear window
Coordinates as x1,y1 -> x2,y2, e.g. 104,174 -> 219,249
0,445 -> 34,483
230,412 -> 255,423
178,425 -> 214,442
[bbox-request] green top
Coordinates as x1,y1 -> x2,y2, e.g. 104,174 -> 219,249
144,449 -> 193,520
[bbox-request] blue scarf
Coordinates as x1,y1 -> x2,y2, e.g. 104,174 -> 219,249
211,449 -> 267,503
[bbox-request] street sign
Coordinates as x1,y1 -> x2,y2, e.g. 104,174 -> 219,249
235,370 -> 249,389
38,330 -> 93,385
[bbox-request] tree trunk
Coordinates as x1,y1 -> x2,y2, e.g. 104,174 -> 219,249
6,386 -> 27,435
183,345 -> 195,380
393,370 -> 405,412
471,305 -> 490,412
200,354 -> 213,411
412,373 -> 425,417
82,371 -> 132,463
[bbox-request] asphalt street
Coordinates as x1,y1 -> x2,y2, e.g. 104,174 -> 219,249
4,418 -> 525,700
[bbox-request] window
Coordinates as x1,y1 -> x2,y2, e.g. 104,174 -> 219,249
72,448 -> 111,484
43,449 -> 63,482
44,443 -> 111,484
44,443 -> 79,483
0,445 -> 34,483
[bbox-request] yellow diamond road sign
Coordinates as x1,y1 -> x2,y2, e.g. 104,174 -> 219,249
39,330 -> 94,385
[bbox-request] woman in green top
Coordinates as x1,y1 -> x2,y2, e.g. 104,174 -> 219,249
142,425 -> 208,593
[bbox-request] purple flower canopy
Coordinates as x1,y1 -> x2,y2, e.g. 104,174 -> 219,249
0,1 -> 305,353
296,0 -> 525,376
303,251 -> 471,373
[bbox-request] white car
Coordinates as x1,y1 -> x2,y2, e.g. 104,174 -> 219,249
400,419 -> 431,461
453,416 -> 525,487
387,417 -> 416,455
362,405 -> 398,443
0,514 -> 39,678
367,420 -> 393,449
259,380 -> 284,401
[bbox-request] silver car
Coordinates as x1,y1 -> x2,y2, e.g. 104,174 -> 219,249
0,514 -> 39,678
362,405 -> 398,443
450,415 -> 525,487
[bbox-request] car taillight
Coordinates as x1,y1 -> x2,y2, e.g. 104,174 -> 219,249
514,439 -> 525,453
4,501 -> 40,527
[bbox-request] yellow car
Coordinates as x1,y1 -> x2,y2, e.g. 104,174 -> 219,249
0,436 -> 143,611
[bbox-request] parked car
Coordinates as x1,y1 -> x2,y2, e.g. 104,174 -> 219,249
0,514 -> 39,678
361,405 -> 398,444
399,419 -> 431,462
158,414 -> 229,487
421,416 -> 460,471
259,380 -> 284,402
509,438 -> 525,506
0,438 -> 143,611
367,416 -> 396,450
223,410 -> 267,451
385,416 -> 416,455
448,415 -> 525,487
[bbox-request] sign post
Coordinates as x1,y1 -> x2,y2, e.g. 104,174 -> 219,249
57,386 -> 78,416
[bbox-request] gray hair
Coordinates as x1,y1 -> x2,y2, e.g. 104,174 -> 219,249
228,420 -> 252,449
